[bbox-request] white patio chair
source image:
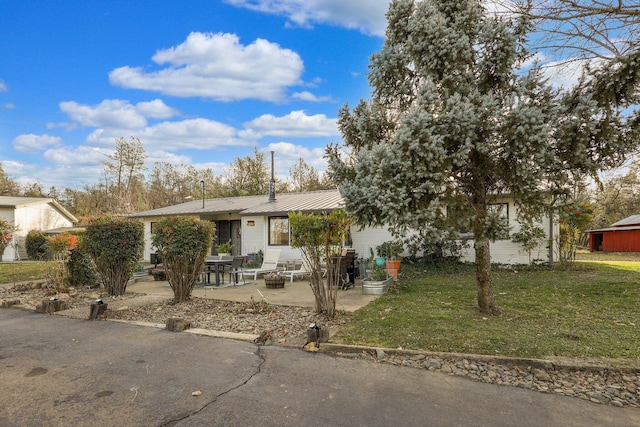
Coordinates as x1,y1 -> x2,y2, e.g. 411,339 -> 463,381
241,249 -> 281,280
283,260 -> 312,282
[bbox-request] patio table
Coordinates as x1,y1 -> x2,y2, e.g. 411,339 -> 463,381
204,258 -> 233,286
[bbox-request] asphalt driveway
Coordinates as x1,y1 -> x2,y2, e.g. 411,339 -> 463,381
1,309 -> 639,426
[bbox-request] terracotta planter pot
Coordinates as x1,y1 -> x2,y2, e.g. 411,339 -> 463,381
386,260 -> 401,270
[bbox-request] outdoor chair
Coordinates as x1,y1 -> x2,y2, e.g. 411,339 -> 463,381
241,249 -> 281,280
283,260 -> 312,282
228,256 -> 247,286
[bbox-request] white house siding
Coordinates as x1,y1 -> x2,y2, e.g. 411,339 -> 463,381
350,226 -> 395,258
239,217 -> 395,263
1,203 -> 74,261
460,204 -> 556,265
14,203 -> 73,233
242,215 -> 267,258
130,191 -> 558,266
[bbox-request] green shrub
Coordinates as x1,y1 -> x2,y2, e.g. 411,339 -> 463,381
67,247 -> 99,287
289,209 -> 350,318
26,230 -> 49,260
376,240 -> 404,259
151,216 -> 215,303
83,216 -> 144,296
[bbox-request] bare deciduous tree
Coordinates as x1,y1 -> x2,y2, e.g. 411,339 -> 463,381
102,137 -> 147,214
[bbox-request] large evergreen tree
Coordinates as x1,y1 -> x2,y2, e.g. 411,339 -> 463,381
326,0 -> 637,315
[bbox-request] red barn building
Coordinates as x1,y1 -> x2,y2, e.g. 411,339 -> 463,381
589,215 -> 640,252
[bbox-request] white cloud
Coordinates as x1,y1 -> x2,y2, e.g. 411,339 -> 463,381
85,118 -> 244,151
146,150 -> 194,166
42,145 -> 110,166
538,58 -> 603,90
0,80 -> 7,92
1,160 -> 29,176
12,134 -> 63,153
292,91 -> 333,102
266,141 -> 328,177
134,99 -> 179,119
1,159 -> 101,190
59,99 -> 149,128
109,32 -> 304,102
225,0 -> 389,36
241,110 -> 338,139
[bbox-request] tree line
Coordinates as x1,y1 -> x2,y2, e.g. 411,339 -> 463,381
0,137 -> 334,219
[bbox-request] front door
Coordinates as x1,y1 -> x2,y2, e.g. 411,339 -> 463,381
215,220 -> 241,255
231,220 -> 241,256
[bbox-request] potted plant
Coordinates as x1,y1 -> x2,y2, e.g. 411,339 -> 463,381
362,266 -> 392,295
217,240 -> 233,257
377,240 -> 403,278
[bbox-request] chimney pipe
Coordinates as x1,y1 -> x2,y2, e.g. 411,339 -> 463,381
269,151 -> 276,202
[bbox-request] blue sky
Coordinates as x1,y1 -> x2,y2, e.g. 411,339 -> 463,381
1,1 -> 592,191
0,0 -> 389,190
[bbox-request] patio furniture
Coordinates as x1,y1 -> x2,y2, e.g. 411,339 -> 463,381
283,260 -> 312,282
228,256 -> 247,286
204,256 -> 233,286
241,249 -> 281,280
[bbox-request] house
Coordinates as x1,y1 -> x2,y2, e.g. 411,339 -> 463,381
130,189 -> 394,263
130,189 -> 556,265
0,196 -> 79,261
588,215 -> 640,252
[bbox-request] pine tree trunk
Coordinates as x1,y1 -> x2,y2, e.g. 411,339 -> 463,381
475,239 -> 501,315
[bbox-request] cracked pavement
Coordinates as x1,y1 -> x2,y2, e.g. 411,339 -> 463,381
2,309 -> 640,426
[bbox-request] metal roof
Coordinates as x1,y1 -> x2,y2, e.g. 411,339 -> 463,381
588,225 -> 640,233
611,215 -> 640,227
241,190 -> 343,215
130,189 -> 343,218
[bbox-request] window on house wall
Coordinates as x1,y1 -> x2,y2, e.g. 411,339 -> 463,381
447,203 -> 509,237
488,203 -> 510,240
150,222 -> 157,234
488,203 -> 509,223
269,216 -> 289,246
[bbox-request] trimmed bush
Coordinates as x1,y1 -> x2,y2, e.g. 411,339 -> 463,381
83,216 -> 144,296
67,247 -> 99,287
151,216 -> 215,303
26,230 -> 49,260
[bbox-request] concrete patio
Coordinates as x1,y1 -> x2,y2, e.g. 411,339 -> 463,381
127,276 -> 381,312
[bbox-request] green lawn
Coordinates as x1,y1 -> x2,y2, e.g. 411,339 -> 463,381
333,261 -> 640,359
0,261 -> 49,284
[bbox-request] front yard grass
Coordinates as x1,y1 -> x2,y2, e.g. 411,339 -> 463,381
0,261 -> 49,284
333,261 -> 640,359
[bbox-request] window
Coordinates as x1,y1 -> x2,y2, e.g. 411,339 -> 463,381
488,203 -> 509,223
150,222 -> 158,234
488,203 -> 509,240
269,217 -> 290,246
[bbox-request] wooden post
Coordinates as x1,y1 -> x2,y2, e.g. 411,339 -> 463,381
89,300 -> 108,320
37,298 -> 68,314
306,323 -> 329,344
